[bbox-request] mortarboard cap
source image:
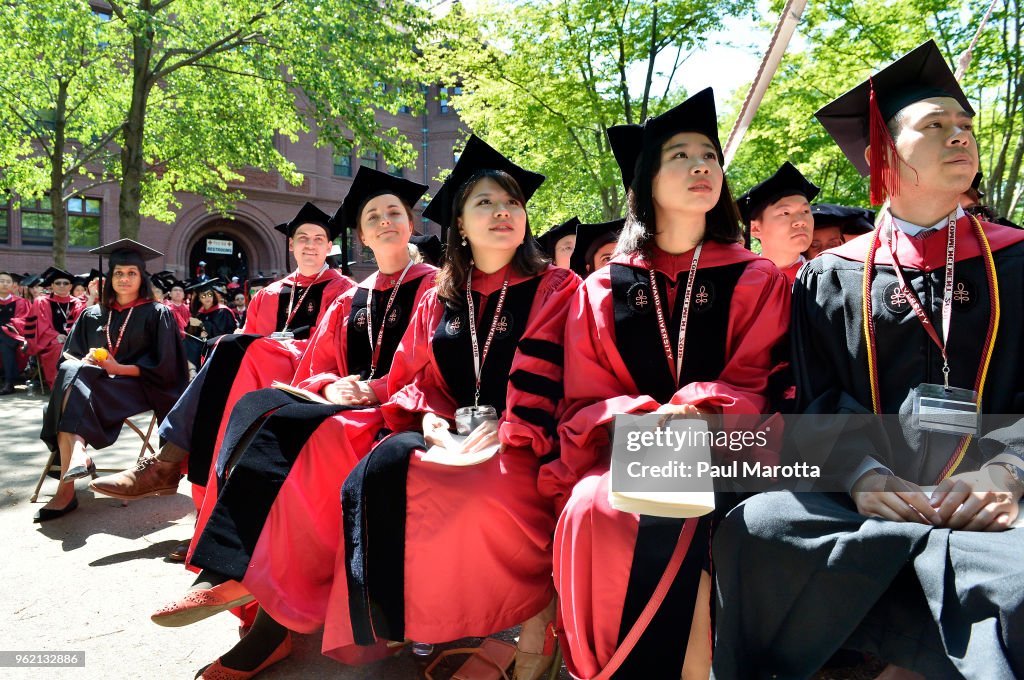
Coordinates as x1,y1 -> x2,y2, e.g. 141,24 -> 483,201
811,203 -> 876,236
422,135 -> 545,229
570,218 -> 624,277
40,267 -> 75,287
333,167 -> 428,233
737,162 -> 820,226
22,274 -> 43,288
90,239 -> 162,272
536,217 -> 581,257
409,233 -> 443,265
247,276 -> 276,289
185,278 -> 226,296
608,88 -> 722,192
815,40 -> 974,203
274,202 -> 338,240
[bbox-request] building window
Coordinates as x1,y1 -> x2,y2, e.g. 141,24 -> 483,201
399,104 -> 411,114
67,196 -> 101,247
360,150 -> 378,169
21,195 -> 101,247
21,196 -> 54,246
333,149 -> 353,177
386,164 -> 403,178
439,86 -> 462,115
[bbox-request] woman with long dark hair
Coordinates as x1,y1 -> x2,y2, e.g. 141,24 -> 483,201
35,240 -> 187,521
321,136 -> 578,680
183,279 -> 237,367
538,89 -> 791,679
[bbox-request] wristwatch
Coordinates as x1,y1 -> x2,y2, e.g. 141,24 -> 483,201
992,462 -> 1024,491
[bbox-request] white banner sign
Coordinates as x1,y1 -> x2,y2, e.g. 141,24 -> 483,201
206,238 -> 233,255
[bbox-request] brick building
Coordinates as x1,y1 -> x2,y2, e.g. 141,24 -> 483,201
0,86 -> 466,283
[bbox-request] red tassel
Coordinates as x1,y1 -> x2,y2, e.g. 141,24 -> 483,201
868,77 -> 900,205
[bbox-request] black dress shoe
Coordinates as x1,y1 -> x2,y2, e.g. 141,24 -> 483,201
33,496 -> 79,523
0,384 -> 14,396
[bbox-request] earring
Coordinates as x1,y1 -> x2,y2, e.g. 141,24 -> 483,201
461,235 -> 467,247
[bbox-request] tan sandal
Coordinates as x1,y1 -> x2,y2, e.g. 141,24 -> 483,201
425,638 -> 516,680
514,621 -> 557,680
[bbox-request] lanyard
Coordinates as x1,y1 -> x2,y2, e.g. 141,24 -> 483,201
648,243 -> 702,388
283,264 -> 327,332
883,212 -> 957,387
105,306 -> 135,358
365,260 -> 414,380
466,266 -> 510,408
862,212 -> 1001,481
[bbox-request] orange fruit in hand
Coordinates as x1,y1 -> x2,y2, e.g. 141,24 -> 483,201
92,348 -> 109,362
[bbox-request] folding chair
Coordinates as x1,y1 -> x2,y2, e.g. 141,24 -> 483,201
30,412 -> 158,503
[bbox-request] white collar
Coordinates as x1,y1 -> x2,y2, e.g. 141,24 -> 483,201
0,294 -> 12,302
891,205 -> 966,236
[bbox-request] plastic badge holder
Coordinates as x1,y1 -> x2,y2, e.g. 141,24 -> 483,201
454,405 -> 498,436
913,384 -> 979,436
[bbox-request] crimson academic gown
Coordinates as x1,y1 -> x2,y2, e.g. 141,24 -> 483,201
39,299 -> 187,453
538,242 -> 790,679
327,264 -> 579,657
186,264 -> 435,644
712,214 -> 1024,679
163,301 -> 190,337
31,294 -> 85,389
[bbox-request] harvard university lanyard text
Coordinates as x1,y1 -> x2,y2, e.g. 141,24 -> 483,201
466,267 -> 510,408
365,260 -> 413,380
648,242 -> 702,389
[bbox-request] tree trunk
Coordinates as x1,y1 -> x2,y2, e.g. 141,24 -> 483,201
118,24 -> 153,240
50,80 -> 69,268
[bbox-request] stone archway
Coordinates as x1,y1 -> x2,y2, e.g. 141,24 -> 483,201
176,216 -> 284,283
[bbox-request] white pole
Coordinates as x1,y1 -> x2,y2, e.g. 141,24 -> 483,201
723,0 -> 808,169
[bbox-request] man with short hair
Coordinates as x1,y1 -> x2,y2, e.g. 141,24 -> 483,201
738,161 -> 819,284
713,41 -> 1024,679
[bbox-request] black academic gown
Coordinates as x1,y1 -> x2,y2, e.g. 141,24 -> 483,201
712,215 -> 1024,679
40,300 -> 187,453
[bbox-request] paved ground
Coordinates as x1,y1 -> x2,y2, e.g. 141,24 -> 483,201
1,387 -> 565,679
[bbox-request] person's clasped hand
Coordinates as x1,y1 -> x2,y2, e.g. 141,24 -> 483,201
323,375 -> 379,406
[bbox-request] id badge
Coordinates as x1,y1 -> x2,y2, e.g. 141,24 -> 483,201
454,405 -> 498,435
913,383 -> 979,435
270,331 -> 294,341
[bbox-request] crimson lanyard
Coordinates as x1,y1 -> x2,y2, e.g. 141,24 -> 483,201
105,306 -> 135,358
465,266 -> 511,408
282,264 -> 327,332
883,212 -> 957,388
365,260 -> 414,380
648,243 -> 702,388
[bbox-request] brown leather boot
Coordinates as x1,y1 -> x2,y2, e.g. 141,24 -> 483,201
89,456 -> 183,500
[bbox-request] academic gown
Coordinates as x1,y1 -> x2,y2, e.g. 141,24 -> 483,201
322,264 -> 579,658
184,304 -> 237,367
712,214 -> 1024,679
31,294 -> 85,389
0,295 -> 32,380
537,242 -> 790,679
163,301 -> 190,337
157,268 -> 353,491
186,264 -> 435,644
39,300 -> 187,453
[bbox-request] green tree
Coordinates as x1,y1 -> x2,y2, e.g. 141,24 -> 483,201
104,0 -> 428,238
0,1 -> 125,267
424,0 -> 754,230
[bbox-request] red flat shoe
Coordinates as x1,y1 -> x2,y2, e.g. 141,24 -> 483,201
151,580 -> 255,628
195,633 -> 292,679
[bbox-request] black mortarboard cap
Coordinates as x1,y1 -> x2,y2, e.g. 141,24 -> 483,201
90,239 -> 162,273
422,135 -> 545,229
333,166 -> 428,233
570,218 -> 624,277
737,162 -> 821,226
608,88 -> 722,191
40,267 -> 75,286
274,202 -> 337,240
22,274 -> 43,288
247,276 -> 276,288
185,278 -> 227,295
811,203 -> 876,236
536,216 -> 581,257
815,40 -> 973,184
409,234 -> 443,265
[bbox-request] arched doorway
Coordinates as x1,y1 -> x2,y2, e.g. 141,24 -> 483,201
188,226 -> 251,284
